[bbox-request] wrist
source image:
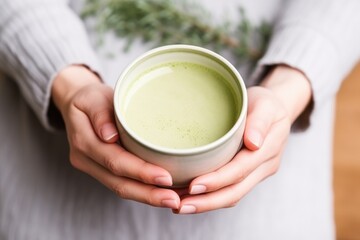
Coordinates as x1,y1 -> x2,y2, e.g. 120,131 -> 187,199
52,65 -> 102,113
260,65 -> 312,123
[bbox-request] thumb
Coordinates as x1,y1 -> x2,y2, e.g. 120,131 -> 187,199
79,86 -> 119,143
243,92 -> 275,151
98,120 -> 119,143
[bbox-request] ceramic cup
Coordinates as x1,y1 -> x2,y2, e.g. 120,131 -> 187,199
114,44 -> 247,187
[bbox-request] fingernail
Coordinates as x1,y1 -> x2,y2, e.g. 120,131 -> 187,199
248,130 -> 262,148
190,185 -> 207,195
179,205 -> 196,214
154,176 -> 172,186
161,199 -> 179,209
101,123 -> 118,141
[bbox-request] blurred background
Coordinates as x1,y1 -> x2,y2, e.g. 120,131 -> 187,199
334,62 -> 360,240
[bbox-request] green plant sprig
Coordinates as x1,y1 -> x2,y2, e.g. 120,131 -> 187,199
81,0 -> 271,67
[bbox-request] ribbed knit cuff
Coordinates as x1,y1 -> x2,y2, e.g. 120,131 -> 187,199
262,24 -> 344,97
0,0 -> 101,131
251,24 -> 342,130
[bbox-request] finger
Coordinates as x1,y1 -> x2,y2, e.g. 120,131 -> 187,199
89,143 -> 174,187
73,153 -> 180,209
70,109 -> 173,187
189,119 -> 288,194
244,89 -> 277,150
188,148 -> 262,195
75,85 -> 119,143
176,159 -> 278,214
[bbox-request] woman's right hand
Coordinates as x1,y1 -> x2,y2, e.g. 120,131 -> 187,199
51,65 -> 180,210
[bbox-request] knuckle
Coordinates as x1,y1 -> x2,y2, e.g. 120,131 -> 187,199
112,183 -> 129,199
137,162 -> 155,183
146,188 -> 160,206
226,199 -> 240,208
225,186 -> 241,208
70,133 -> 86,152
253,118 -> 268,131
69,151 -> 82,170
237,167 -> 250,181
266,159 -> 281,177
93,109 -> 111,126
103,156 -> 119,174
269,161 -> 280,175
205,171 -> 222,191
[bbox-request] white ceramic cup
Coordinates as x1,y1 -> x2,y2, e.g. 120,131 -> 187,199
114,45 -> 247,187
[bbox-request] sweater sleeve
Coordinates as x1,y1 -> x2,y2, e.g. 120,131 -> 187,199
251,0 -> 360,130
0,0 -> 101,131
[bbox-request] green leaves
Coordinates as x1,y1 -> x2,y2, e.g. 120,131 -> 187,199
82,0 -> 271,67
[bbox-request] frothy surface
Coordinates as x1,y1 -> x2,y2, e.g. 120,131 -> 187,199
122,62 -> 239,149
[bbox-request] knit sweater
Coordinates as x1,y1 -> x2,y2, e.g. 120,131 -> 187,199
1,0 -> 360,239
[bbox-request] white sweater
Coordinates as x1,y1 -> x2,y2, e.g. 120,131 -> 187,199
0,0 -> 360,239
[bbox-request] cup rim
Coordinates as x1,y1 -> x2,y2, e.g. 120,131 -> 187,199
114,44 -> 247,156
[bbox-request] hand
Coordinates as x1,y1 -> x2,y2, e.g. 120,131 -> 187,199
175,65 -> 312,214
52,65 -> 180,209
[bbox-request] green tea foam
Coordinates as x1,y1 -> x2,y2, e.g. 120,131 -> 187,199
121,62 -> 240,149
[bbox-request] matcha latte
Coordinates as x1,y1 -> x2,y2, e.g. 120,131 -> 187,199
121,62 -> 240,149
114,45 -> 247,186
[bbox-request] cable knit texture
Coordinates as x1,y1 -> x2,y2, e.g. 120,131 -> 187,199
0,0 -> 101,130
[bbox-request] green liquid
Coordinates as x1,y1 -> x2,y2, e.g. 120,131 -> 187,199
122,62 -> 240,149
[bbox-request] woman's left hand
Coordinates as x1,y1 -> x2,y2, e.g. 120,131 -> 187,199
175,65 -> 312,214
